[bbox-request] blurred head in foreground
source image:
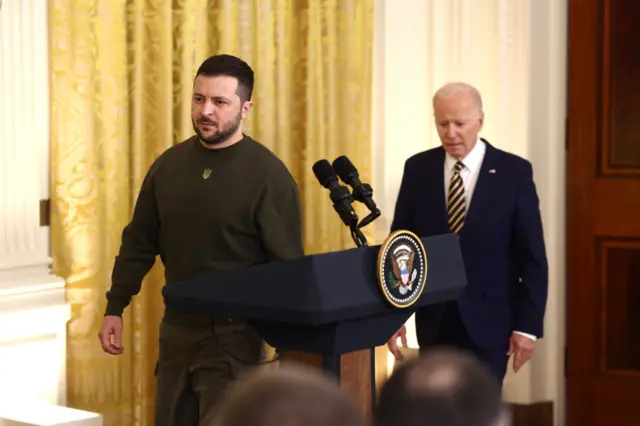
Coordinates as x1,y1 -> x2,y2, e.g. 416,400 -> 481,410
375,348 -> 510,426
211,364 -> 365,426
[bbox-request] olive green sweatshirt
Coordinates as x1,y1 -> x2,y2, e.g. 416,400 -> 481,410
104,134 -> 305,324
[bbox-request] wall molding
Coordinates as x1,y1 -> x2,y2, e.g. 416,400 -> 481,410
0,0 -> 52,273
0,0 -> 73,413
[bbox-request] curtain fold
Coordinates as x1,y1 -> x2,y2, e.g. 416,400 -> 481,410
50,1 -> 374,425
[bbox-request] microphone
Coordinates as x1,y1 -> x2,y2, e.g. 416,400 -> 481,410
312,159 -> 359,228
332,155 -> 381,228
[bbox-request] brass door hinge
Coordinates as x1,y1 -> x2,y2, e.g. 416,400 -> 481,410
40,199 -> 50,227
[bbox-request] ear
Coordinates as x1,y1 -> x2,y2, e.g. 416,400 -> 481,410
478,111 -> 485,130
241,101 -> 254,120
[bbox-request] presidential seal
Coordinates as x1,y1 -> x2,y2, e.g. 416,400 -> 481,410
377,230 -> 427,308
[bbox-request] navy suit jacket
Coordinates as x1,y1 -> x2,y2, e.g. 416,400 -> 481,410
390,140 -> 548,354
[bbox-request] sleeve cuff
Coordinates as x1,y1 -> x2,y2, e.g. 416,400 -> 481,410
104,298 -> 129,317
513,331 -> 537,341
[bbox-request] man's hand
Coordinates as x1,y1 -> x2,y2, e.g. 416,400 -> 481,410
98,315 -> 124,355
387,325 -> 408,362
507,332 -> 535,373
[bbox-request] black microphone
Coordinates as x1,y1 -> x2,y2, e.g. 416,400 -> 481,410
312,159 -> 359,228
332,155 -> 381,227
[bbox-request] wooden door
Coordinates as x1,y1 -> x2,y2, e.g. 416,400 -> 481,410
567,0 -> 640,425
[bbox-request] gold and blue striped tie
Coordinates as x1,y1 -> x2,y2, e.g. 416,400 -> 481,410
448,161 -> 466,233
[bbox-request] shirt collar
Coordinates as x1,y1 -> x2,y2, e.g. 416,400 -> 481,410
445,138 -> 485,172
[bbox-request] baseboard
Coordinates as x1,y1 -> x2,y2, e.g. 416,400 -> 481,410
509,401 -> 554,426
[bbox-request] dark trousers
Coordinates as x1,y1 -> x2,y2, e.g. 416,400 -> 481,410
154,320 -> 265,426
420,302 -> 509,387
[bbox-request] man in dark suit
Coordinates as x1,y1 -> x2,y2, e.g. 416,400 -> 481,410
386,82 -> 548,385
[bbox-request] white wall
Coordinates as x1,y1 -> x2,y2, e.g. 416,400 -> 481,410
372,1 -> 567,424
0,0 -> 70,408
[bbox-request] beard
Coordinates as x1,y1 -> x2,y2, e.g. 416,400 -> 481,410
193,110 -> 243,147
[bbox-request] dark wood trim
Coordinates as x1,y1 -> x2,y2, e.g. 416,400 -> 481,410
509,401 -> 554,426
568,0 -> 640,423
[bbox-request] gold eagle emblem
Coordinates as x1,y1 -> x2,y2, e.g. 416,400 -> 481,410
390,247 -> 418,295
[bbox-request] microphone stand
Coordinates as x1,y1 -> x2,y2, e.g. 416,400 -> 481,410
348,207 -> 382,247
358,209 -> 381,229
350,225 -> 369,247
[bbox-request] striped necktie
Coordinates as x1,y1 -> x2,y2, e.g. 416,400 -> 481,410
448,161 -> 466,233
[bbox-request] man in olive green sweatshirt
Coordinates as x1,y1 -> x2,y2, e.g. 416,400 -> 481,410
98,54 -> 305,426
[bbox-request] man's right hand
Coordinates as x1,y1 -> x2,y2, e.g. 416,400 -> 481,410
387,325 -> 408,362
98,315 -> 124,355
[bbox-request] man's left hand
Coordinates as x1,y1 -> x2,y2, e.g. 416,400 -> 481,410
507,333 -> 535,373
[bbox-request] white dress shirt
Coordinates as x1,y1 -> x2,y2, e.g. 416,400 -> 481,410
443,139 -> 536,342
444,138 -> 486,208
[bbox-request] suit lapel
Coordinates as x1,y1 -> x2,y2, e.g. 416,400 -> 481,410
462,139 -> 499,233
426,148 -> 448,230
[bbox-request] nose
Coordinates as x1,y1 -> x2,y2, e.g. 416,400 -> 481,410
201,99 -> 215,116
445,125 -> 456,139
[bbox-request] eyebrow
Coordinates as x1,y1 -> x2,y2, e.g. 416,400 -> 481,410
193,92 -> 231,101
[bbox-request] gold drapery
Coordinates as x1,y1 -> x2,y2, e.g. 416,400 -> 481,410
50,1 -> 374,425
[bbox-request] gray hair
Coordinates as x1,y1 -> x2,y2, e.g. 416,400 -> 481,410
433,82 -> 484,112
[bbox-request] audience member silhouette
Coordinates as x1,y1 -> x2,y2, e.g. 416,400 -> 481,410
211,363 -> 365,426
375,348 -> 510,426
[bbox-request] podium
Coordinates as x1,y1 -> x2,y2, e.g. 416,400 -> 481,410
162,233 -> 466,417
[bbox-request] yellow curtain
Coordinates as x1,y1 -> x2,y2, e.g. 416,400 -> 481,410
50,1 -> 374,425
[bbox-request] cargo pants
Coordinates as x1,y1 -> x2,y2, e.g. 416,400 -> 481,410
153,317 -> 266,426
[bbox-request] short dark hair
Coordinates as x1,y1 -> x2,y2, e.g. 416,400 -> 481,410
375,349 -> 505,426
195,54 -> 254,102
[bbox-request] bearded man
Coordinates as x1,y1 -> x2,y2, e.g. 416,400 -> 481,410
98,54 -> 305,426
